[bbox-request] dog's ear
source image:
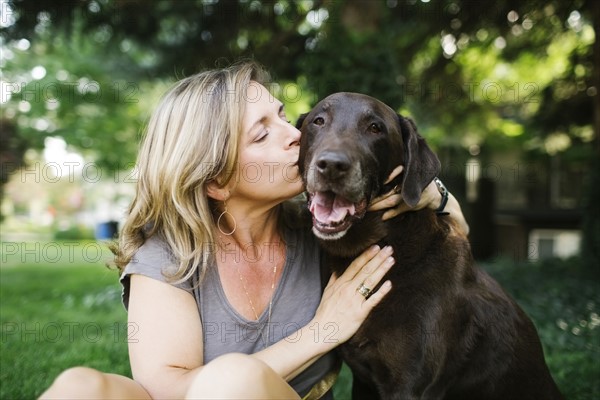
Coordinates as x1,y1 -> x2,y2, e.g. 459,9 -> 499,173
295,113 -> 308,130
296,112 -> 309,175
398,116 -> 441,208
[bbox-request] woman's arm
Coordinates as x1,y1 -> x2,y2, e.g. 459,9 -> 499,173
127,274 -> 204,399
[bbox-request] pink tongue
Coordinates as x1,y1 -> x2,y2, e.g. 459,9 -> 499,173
309,192 -> 356,224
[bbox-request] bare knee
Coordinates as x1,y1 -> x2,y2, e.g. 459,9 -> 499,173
190,353 -> 271,388
212,353 -> 272,379
186,353 -> 299,399
40,367 -> 108,399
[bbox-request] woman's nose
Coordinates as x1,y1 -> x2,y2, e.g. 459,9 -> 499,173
287,125 -> 301,148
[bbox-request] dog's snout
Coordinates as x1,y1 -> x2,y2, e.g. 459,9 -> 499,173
315,151 -> 351,179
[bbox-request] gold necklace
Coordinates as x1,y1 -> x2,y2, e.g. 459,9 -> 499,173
235,255 -> 279,346
236,263 -> 277,320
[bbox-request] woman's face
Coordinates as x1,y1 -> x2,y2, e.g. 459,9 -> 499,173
232,81 -> 303,203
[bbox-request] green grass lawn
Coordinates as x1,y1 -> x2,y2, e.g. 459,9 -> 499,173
1,241 -> 131,399
1,241 -> 599,399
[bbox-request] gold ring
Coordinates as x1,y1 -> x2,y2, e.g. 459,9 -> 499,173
357,282 -> 372,298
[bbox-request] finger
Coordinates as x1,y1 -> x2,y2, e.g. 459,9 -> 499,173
412,180 -> 439,211
362,280 -> 392,310
368,193 -> 404,212
353,246 -> 394,282
343,245 -> 384,280
358,253 -> 395,291
381,203 -> 411,221
384,165 -> 404,185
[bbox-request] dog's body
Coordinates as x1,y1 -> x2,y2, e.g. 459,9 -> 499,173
297,93 -> 563,399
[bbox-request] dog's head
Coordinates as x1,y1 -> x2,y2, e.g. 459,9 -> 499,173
297,92 -> 440,241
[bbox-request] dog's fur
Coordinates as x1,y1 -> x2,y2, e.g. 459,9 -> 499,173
297,92 -> 563,400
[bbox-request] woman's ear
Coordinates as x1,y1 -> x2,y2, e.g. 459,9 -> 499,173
206,181 -> 230,201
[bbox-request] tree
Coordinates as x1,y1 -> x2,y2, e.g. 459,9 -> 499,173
3,0 -> 595,152
1,0 -> 597,265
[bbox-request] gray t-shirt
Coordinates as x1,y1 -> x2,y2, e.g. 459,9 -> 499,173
120,226 -> 338,398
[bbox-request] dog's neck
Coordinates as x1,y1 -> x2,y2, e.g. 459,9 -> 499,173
318,211 -> 388,260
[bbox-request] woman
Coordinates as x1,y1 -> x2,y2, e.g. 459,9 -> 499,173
40,62 -> 467,399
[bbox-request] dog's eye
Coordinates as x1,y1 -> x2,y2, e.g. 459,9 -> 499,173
368,123 -> 381,134
313,117 -> 325,126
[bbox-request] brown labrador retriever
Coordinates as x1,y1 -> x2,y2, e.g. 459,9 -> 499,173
297,92 -> 563,400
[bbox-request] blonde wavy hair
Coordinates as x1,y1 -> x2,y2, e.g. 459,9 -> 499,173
113,61 -> 270,283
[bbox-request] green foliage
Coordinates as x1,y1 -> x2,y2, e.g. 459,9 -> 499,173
1,14 -> 147,172
2,0 -> 594,148
482,256 -> 600,399
0,0 -> 596,181
301,2 -> 403,107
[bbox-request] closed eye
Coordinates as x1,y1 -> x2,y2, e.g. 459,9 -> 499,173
255,128 -> 269,142
279,105 -> 290,123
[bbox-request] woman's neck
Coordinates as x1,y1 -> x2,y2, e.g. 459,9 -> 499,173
217,208 -> 285,270
218,204 -> 283,254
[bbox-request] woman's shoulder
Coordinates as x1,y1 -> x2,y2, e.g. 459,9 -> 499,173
122,234 -> 179,281
120,234 -> 193,309
132,234 -> 171,261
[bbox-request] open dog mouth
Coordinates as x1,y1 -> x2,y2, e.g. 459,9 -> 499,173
308,191 -> 368,239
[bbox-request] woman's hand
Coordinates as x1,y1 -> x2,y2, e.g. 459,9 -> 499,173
312,245 -> 394,346
369,165 -> 437,218
368,165 -> 470,234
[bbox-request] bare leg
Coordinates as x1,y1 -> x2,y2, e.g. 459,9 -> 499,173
39,367 -> 151,400
186,353 -> 300,400
40,354 -> 300,400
